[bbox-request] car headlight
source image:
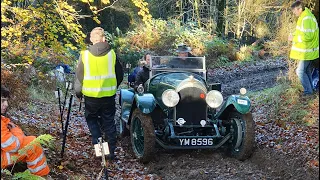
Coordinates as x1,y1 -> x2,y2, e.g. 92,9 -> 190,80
137,84 -> 144,94
162,89 -> 180,107
240,88 -> 247,95
206,90 -> 223,108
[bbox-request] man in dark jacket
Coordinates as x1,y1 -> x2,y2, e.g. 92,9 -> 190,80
169,44 -> 199,68
128,62 -> 143,88
74,27 -> 123,160
134,53 -> 151,90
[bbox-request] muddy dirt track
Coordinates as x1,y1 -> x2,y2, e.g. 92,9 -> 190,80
125,143 -> 317,180
207,58 -> 288,96
117,58 -> 318,180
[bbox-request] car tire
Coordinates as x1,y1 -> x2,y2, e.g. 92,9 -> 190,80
226,112 -> 255,161
130,108 -> 155,163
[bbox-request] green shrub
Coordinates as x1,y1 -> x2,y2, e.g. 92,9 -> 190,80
11,170 -> 45,180
117,46 -> 144,68
205,38 -> 229,57
207,55 -> 231,68
117,19 -> 212,56
205,38 -> 236,68
32,58 -> 55,74
235,45 -> 255,62
28,84 -> 56,103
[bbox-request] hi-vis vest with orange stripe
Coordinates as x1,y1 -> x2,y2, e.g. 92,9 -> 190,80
81,49 -> 117,97
290,8 -> 319,60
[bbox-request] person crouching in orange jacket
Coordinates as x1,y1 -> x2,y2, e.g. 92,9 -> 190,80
1,85 -> 50,177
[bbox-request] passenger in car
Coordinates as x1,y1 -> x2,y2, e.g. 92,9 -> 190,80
128,60 -> 143,88
134,53 -> 151,91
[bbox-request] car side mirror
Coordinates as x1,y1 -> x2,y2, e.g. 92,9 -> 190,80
209,83 -> 221,92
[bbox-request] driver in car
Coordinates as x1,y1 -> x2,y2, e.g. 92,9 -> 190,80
168,44 -> 198,68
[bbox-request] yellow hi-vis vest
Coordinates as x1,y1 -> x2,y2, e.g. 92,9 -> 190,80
82,49 -> 117,98
290,8 -> 319,61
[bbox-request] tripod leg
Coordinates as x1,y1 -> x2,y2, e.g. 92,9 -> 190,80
104,167 -> 108,180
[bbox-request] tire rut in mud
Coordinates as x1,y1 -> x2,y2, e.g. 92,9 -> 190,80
207,59 -> 288,97
141,146 -> 318,180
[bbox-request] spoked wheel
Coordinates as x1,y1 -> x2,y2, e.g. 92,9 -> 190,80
130,109 -> 155,163
226,112 -> 255,161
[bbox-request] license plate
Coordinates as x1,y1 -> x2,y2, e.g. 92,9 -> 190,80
179,138 -> 213,146
237,99 -> 248,105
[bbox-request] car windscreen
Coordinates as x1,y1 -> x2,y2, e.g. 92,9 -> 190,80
150,56 -> 206,79
150,56 -> 205,70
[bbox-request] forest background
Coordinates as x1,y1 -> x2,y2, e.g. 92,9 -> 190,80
1,0 -> 319,97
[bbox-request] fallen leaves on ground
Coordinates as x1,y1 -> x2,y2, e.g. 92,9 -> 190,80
252,93 -> 319,170
8,99 -> 161,179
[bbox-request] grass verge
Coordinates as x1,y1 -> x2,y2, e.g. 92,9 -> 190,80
248,82 -> 319,126
28,85 -> 56,103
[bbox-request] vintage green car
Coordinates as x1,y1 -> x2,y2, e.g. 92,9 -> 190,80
119,56 -> 255,163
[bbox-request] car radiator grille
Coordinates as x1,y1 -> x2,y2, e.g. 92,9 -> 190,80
175,87 -> 207,125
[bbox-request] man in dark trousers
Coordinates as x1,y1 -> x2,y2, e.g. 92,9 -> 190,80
75,27 -> 123,160
288,1 -> 319,95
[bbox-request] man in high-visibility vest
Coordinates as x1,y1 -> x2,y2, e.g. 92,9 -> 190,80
1,86 -> 50,177
288,1 -> 319,95
75,27 -> 123,160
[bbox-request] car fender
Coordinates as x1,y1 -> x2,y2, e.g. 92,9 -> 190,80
120,89 -> 135,123
215,95 -> 251,119
134,93 -> 157,114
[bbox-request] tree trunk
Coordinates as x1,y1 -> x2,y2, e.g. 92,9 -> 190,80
224,0 -> 229,37
217,0 -> 226,36
236,0 -> 246,39
194,0 -> 201,28
236,0 -> 241,39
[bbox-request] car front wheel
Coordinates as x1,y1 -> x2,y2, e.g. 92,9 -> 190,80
130,109 -> 155,163
226,112 -> 255,161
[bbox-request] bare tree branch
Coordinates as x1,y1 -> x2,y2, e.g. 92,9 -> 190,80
96,0 -> 120,13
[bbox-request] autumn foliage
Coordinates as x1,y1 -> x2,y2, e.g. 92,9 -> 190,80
1,68 -> 29,109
